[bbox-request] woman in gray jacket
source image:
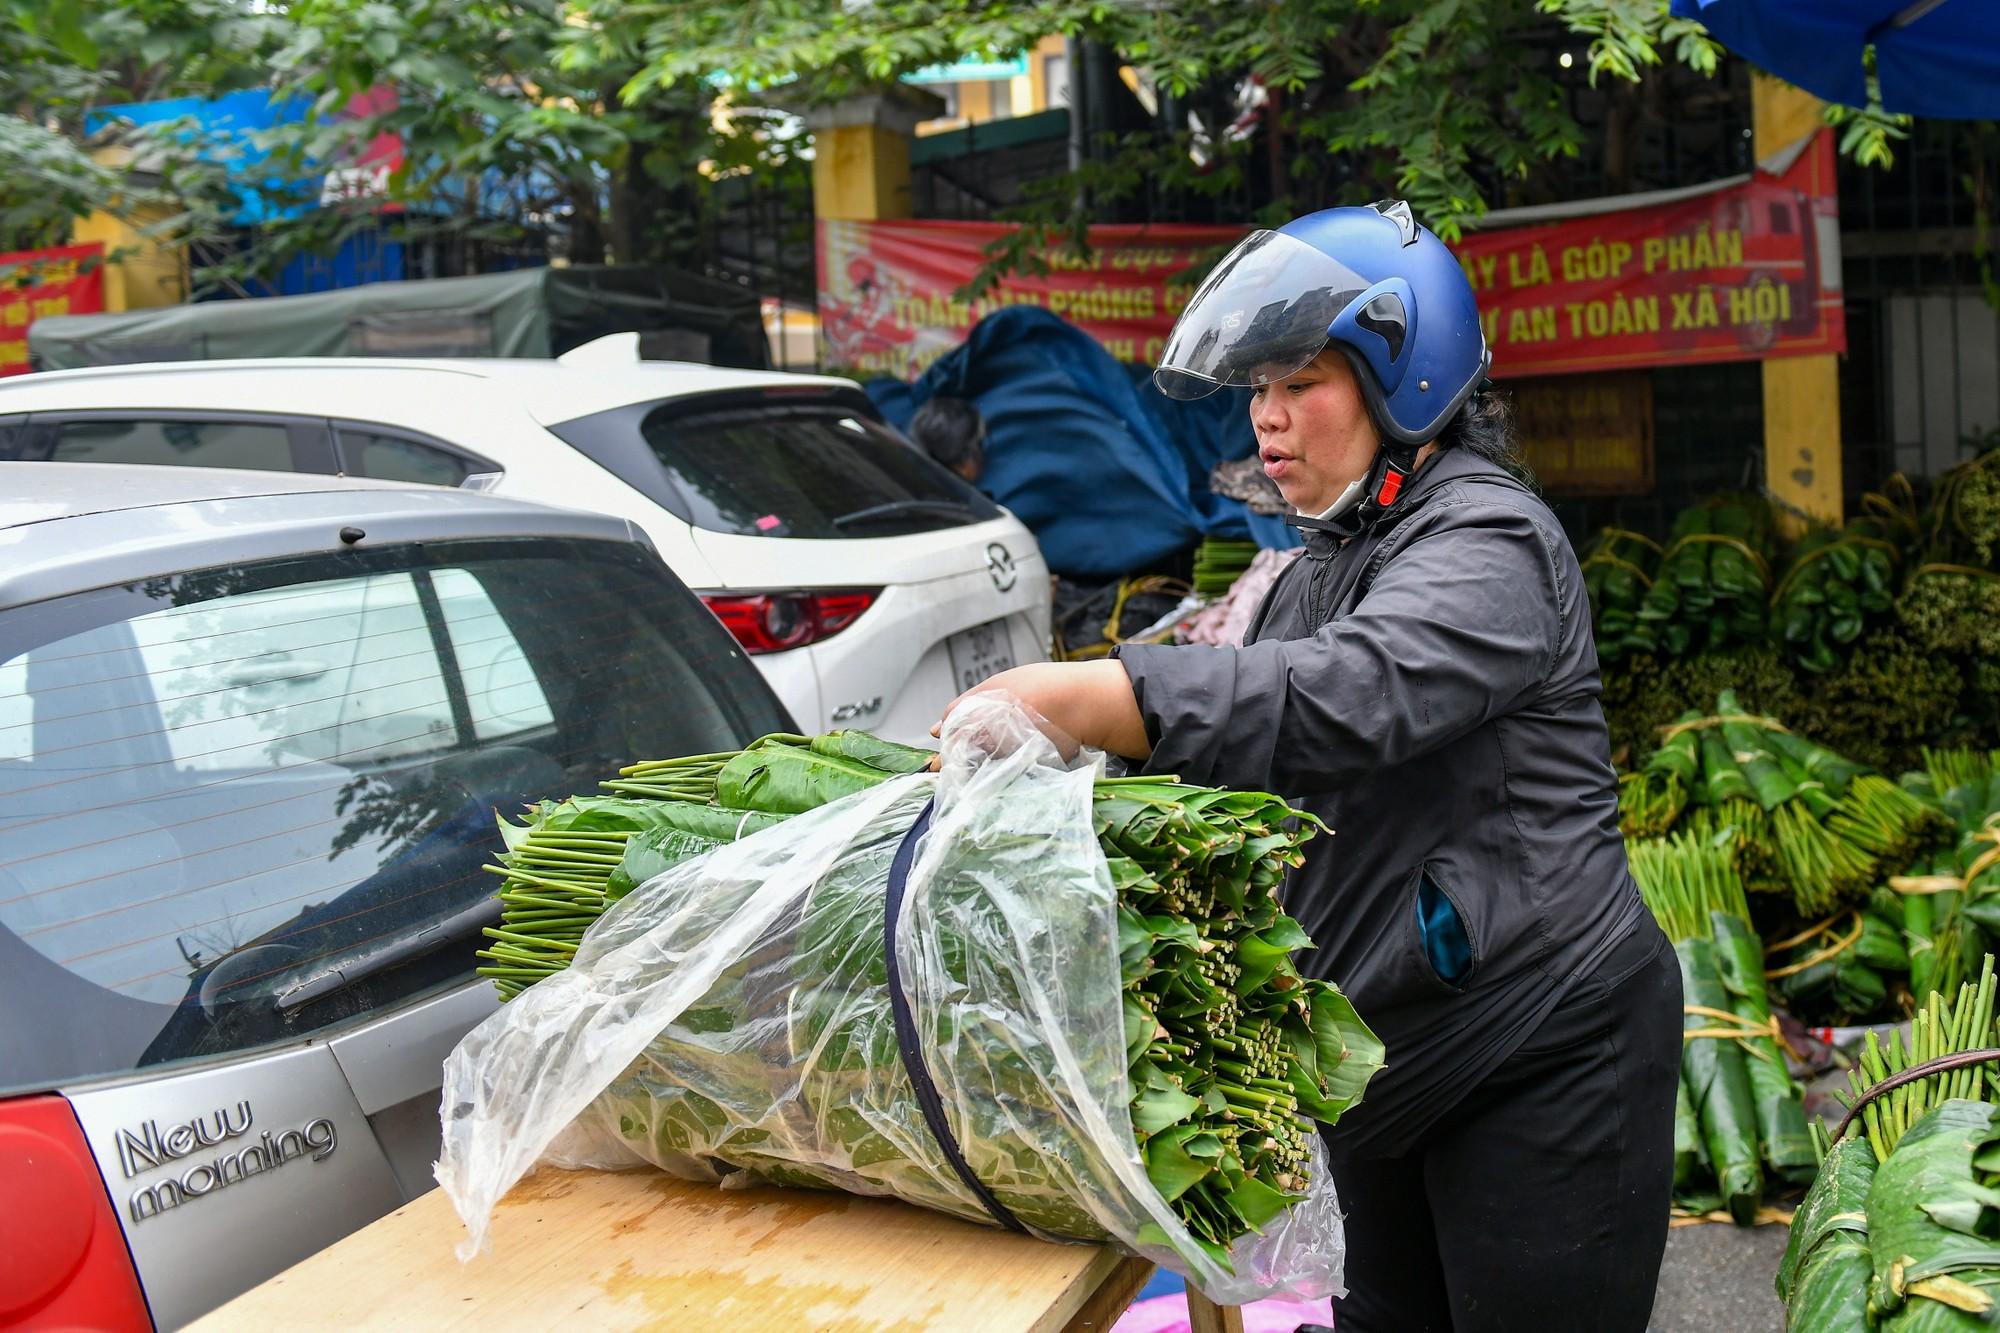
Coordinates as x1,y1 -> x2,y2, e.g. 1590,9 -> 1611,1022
936,202 -> 1680,1331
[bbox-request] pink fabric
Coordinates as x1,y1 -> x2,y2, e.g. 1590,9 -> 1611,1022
1111,1292 -> 1333,1333
1179,547 -> 1304,648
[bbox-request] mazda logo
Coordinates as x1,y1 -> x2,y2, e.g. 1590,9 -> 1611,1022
985,542 -> 1018,593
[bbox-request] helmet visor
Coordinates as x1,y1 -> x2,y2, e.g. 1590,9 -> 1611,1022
1154,230 -> 1372,400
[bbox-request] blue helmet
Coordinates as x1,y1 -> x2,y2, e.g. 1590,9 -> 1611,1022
1153,201 -> 1490,450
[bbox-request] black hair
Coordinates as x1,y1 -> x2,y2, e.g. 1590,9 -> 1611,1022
908,395 -> 986,476
1435,387 -> 1535,487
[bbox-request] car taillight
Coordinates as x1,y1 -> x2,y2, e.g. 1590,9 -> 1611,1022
0,1094 -> 151,1331
700,590 -> 880,655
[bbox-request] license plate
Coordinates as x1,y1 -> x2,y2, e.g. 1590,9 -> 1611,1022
946,619 -> 1016,693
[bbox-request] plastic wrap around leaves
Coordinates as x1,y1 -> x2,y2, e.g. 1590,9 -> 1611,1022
434,694 -> 1347,1302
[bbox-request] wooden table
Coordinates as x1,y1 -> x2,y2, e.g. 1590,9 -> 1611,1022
188,1168 -> 1246,1332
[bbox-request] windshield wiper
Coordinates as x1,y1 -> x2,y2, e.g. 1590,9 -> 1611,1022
830,498 -> 975,529
274,896 -> 500,1012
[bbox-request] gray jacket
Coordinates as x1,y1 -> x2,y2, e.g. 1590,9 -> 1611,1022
1116,447 -> 1648,1155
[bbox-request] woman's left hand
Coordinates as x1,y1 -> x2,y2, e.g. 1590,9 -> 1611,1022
930,659 -> 1152,763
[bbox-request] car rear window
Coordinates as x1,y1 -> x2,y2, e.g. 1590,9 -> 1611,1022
0,537 -> 790,1095
556,399 -> 999,540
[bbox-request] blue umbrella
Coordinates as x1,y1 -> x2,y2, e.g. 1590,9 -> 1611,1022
1669,0 -> 2000,120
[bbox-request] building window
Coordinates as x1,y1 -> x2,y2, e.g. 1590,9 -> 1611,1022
1044,53 -> 1070,108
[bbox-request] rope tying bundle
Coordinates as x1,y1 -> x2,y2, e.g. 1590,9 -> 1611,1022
1682,1003 -> 1783,1060
1762,912 -> 1865,980
1658,712 -> 1791,742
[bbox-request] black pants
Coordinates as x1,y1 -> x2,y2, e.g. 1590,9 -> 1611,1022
1327,923 -> 1681,1333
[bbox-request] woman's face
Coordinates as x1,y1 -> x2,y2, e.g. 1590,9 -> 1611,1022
1249,347 -> 1380,515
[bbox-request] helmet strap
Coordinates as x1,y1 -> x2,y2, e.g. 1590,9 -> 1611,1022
1351,441 -> 1423,528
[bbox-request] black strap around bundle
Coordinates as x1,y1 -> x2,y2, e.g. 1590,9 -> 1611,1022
882,798 -> 1029,1234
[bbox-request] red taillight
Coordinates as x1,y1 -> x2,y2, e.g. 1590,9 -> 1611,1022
0,1095 -> 151,1331
700,589 -> 880,655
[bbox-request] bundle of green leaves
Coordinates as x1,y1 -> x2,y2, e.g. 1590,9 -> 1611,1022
1712,697 -> 1876,915
1924,450 -> 2000,568
1624,693 -> 1950,918
1191,538 -> 1261,600
1582,527 -> 1664,666
475,730 -> 1383,1269
1600,647 -> 1799,768
1616,711 -> 1697,837
1770,529 -> 1899,675
1887,750 -> 2000,1011
1897,566 -> 2000,661
1765,890 -> 1911,1027
1631,833 -> 1812,1223
1779,959 -> 2000,1331
1633,495 -> 1775,659
1784,629 -> 1971,776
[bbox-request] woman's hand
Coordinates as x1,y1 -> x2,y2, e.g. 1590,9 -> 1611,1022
930,660 -> 1152,762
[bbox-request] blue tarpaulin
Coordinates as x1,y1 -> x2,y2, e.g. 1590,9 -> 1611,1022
867,307 -> 1298,578
86,89 -> 318,225
1671,0 -> 2000,121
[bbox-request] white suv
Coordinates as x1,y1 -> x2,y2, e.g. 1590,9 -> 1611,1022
0,345 -> 1050,741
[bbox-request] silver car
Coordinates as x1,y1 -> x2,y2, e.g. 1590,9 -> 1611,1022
0,464 -> 793,1329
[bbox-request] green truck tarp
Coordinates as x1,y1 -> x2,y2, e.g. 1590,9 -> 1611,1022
28,266 -> 770,371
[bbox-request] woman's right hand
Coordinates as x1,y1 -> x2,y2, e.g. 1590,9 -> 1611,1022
928,659 -> 1151,767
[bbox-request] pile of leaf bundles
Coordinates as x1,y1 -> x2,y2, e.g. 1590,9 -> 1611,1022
1633,494 -> 1774,658
1794,628 -> 1973,778
1191,537 -> 1261,599
1632,693 -> 1949,917
1599,642 -> 1805,769
1770,528 -> 1899,674
1888,772 -> 2000,1012
1777,956 -> 2000,1332
1765,889 -> 1911,1027
1631,833 -> 1812,1223
470,727 -> 1383,1277
1886,756 -> 2000,1014
1582,527 -> 1662,665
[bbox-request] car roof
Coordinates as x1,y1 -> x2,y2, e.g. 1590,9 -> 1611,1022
0,357 -> 864,427
0,460 -> 417,531
0,461 -> 654,610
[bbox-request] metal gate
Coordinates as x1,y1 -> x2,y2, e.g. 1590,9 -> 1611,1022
1839,120 -> 2000,502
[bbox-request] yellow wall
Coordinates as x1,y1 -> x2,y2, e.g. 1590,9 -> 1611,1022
811,124 -> 915,221
1026,35 -> 1063,110
70,204 -> 187,312
72,147 -> 187,312
1752,74 -> 1842,528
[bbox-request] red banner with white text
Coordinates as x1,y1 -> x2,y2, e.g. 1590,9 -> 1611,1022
816,131 -> 1843,382
0,242 -> 105,376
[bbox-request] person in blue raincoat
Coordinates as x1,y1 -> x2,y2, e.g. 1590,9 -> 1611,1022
936,202 -> 1680,1332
